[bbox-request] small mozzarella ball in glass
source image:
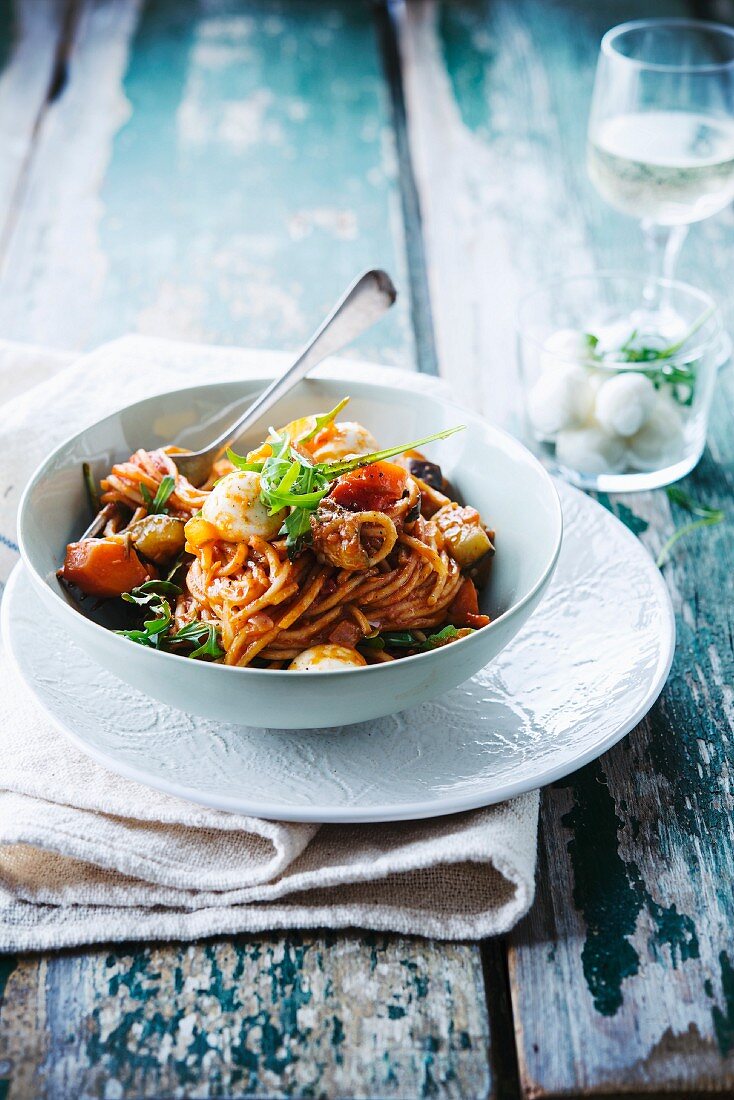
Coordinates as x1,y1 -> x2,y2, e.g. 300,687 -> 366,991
595,371 -> 657,438
527,364 -> 595,439
626,397 -> 685,472
310,422 -> 378,462
555,425 -> 627,475
593,319 -> 634,355
289,644 -> 367,671
201,471 -> 285,541
540,328 -> 594,370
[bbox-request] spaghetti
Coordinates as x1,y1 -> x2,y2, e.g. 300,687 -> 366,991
59,401 -> 495,670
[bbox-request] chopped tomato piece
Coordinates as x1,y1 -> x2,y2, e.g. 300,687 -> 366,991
59,539 -> 154,598
330,461 -> 407,513
449,577 -> 490,629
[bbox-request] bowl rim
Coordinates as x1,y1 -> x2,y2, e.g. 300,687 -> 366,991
18,374 -> 563,678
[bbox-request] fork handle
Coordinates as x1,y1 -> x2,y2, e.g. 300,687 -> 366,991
203,269 -> 396,461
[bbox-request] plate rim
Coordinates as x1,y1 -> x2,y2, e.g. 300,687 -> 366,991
2,484 -> 675,822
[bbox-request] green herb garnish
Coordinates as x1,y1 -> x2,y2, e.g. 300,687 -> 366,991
300,397 -> 351,443
121,579 -> 182,606
117,579 -> 223,659
360,625 -> 473,654
168,620 -> 224,660
141,475 -> 176,514
656,486 -> 725,568
116,591 -> 172,647
226,418 -> 466,560
418,625 -> 465,650
586,305 -> 715,406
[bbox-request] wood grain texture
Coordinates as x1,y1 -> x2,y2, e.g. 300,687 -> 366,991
0,0 -> 65,245
0,0 -> 414,367
0,934 -> 491,1099
399,0 -> 734,1094
0,3 -> 494,1097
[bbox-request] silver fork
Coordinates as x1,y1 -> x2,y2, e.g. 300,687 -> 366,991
174,268 -> 397,487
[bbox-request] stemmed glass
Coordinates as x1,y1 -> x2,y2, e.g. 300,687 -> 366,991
588,19 -> 734,327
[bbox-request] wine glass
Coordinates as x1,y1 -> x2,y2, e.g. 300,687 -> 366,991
588,18 -> 734,327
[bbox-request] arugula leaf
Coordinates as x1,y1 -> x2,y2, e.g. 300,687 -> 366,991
358,632 -> 418,651
117,581 -> 223,659
657,487 -> 725,567
169,620 -> 224,660
282,507 -> 314,559
380,631 -> 419,648
418,625 -> 466,650
300,397 -> 351,443
583,305 -> 715,407
226,415 -> 466,560
121,579 -> 182,606
139,476 -> 176,515
151,475 -> 176,514
226,448 -> 265,473
323,425 -> 465,479
116,593 -> 171,646
360,625 -> 475,654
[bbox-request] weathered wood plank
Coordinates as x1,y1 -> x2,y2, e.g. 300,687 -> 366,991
0,0 -> 414,367
0,934 -> 491,1099
0,2 -> 495,1096
0,0 -> 65,244
400,0 -> 734,1093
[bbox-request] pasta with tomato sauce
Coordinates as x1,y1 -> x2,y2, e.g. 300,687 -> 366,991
59,401 -> 495,669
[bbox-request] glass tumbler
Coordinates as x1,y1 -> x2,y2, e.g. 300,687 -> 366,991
516,273 -> 724,491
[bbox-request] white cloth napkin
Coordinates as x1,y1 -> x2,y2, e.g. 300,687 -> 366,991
0,335 -> 539,951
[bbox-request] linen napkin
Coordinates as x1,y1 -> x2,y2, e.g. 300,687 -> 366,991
0,335 -> 539,951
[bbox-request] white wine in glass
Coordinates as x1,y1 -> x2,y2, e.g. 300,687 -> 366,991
589,110 -> 734,224
588,19 -> 734,320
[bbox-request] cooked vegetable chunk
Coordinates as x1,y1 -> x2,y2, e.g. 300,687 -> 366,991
434,503 -> 494,567
449,577 -> 490,628
60,539 -> 154,598
330,461 -> 407,513
129,514 -> 185,564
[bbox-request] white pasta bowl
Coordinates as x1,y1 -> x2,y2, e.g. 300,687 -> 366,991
17,371 -> 562,729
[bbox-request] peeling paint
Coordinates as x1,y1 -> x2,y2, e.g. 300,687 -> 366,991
712,951 -> 734,1056
559,762 -> 699,1016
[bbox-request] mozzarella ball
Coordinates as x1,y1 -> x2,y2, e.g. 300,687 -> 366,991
310,422 -> 378,462
593,319 -> 638,357
540,328 -> 594,372
527,364 -> 595,439
289,644 -> 367,671
595,372 -> 657,437
555,425 -> 627,475
201,471 -> 285,542
626,397 -> 685,472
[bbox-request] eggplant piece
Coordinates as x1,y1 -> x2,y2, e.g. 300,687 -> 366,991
406,457 -> 443,491
129,514 -> 186,564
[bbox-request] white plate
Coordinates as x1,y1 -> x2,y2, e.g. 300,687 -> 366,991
3,481 -> 674,823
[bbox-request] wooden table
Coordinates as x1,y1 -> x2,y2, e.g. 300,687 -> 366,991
1,1 -> 733,1096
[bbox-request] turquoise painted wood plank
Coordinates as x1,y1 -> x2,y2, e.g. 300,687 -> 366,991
0,934 -> 492,1099
0,0 -> 414,368
401,0 -> 734,1093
